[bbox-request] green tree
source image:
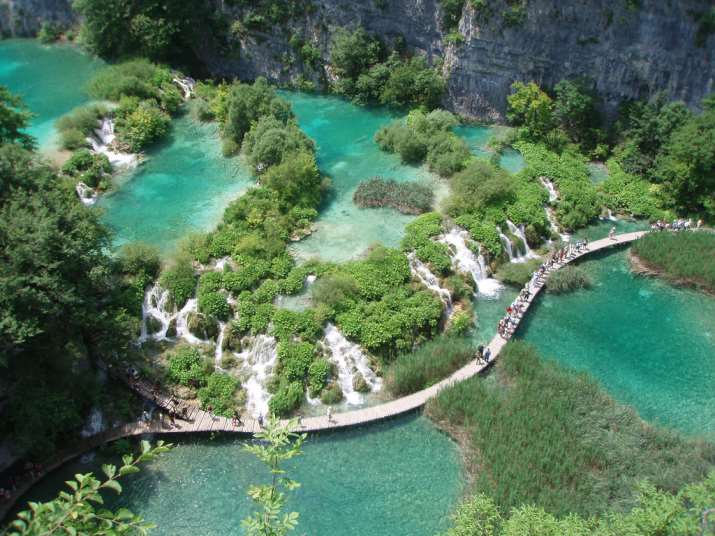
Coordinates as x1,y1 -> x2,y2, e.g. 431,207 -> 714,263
4,441 -> 171,535
552,79 -> 599,145
261,151 -> 321,210
507,81 -> 554,140
0,86 -> 34,150
242,416 -> 306,536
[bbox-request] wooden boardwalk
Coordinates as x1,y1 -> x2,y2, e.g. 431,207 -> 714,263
0,231 -> 645,521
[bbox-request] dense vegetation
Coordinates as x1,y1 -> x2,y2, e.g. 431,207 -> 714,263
632,231 -> 715,294
546,265 -> 592,294
353,177 -> 434,215
0,88 -> 151,457
428,341 -> 715,517
329,27 -> 445,108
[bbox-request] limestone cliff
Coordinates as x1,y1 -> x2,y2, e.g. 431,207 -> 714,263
0,0 -> 74,37
2,0 -> 713,121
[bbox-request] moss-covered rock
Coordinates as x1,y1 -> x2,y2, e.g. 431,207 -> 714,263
187,312 -> 219,340
166,318 -> 177,338
222,322 -> 243,351
352,372 -> 370,393
320,382 -> 344,404
146,315 -> 163,335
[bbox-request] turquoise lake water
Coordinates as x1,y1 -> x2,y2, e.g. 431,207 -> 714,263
23,416 -> 464,536
0,39 -> 103,152
97,115 -> 252,253
518,246 -> 715,437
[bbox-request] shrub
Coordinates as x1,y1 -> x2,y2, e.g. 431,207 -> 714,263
385,336 -> 474,396
87,59 -> 172,102
61,149 -> 111,187
198,271 -> 223,295
307,358 -> 331,396
268,381 -> 304,416
353,178 -> 434,215
167,346 -> 206,386
401,212 -> 444,251
546,265 -> 592,294
198,291 -> 230,320
198,372 -> 239,417
38,21 -> 63,43
159,258 -> 196,308
118,242 -> 161,279
242,116 -> 313,172
116,101 -> 171,152
320,383 -> 344,404
494,258 -> 541,286
415,240 -> 452,275
447,310 -> 473,335
272,309 -> 322,342
277,341 -> 316,382
55,104 -> 107,150
187,312 -> 220,340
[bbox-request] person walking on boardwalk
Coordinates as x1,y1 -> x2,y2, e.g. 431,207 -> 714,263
609,226 -> 617,240
326,406 -> 333,423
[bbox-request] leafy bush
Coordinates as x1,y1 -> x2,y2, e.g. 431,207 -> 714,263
198,372 -> 239,417
353,178 -> 434,215
307,358 -> 331,396
600,160 -> 663,218
272,309 -> 322,342
320,383 -> 344,404
167,346 -> 207,386
198,291 -> 230,320
38,21 -> 64,43
159,257 -> 196,308
87,59 -> 173,103
268,380 -> 304,416
546,265 -> 592,294
447,310 -> 473,335
385,336 -> 474,396
55,104 -> 107,150
61,149 -> 111,187
495,258 -> 541,286
415,240 -> 452,275
277,341 -> 316,382
116,101 -> 171,152
242,116 -> 313,172
118,242 -> 161,279
401,212 -> 444,251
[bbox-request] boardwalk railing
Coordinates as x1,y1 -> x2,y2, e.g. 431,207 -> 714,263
0,231 -> 645,522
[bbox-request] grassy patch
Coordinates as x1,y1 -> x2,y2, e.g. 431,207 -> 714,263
427,341 -> 715,517
632,231 -> 715,294
546,264 -> 591,294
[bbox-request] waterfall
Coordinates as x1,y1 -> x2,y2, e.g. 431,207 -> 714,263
139,284 -> 173,342
214,322 -> 227,368
324,324 -> 382,405
174,298 -> 203,344
497,226 -> 515,261
439,228 -> 502,297
75,182 -> 98,206
506,220 -> 536,258
80,407 -> 104,438
87,118 -> 139,170
408,252 -> 453,315
237,335 -> 278,418
499,221 -> 537,264
607,209 -> 618,221
545,207 -> 570,242
173,76 -> 196,100
539,177 -> 559,203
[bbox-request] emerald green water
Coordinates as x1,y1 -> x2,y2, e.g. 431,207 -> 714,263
0,39 -> 103,151
454,125 -> 525,174
23,416 -> 463,536
97,115 -> 252,253
518,247 -> 715,437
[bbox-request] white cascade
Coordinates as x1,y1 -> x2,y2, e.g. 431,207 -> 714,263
545,207 -> 570,242
139,284 -> 173,342
87,118 -> 139,170
80,407 -> 104,438
607,209 -> 618,221
174,298 -> 202,345
75,182 -> 98,206
539,177 -> 559,203
237,335 -> 278,418
324,324 -> 382,405
497,226 -> 515,262
173,76 -> 196,100
440,228 -> 502,297
506,220 -> 537,260
214,321 -> 227,368
408,252 -> 453,315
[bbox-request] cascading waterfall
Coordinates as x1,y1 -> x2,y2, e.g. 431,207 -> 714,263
172,76 -> 196,100
499,220 -> 538,263
439,228 -> 502,297
324,324 -> 382,405
214,322 -> 227,368
80,407 -> 104,438
237,335 -> 278,418
139,284 -> 202,344
497,227 -> 515,261
87,118 -> 139,170
75,182 -> 98,206
506,220 -> 536,258
545,207 -> 570,242
539,177 -> 559,203
408,252 -> 453,315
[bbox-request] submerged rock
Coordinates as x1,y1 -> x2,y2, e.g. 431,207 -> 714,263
187,312 -> 219,341
320,382 -> 344,405
352,372 -> 370,394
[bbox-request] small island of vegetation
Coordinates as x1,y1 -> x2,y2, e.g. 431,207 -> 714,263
353,177 -> 434,215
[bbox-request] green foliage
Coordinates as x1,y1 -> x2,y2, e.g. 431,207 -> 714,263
376,110 -> 468,176
259,151 -> 322,210
6,441 -> 171,536
277,341 -> 316,382
87,59 -> 173,104
198,291 -> 230,320
415,240 -> 453,275
330,28 -> 444,108
159,257 -> 196,308
353,177 -> 434,215
447,160 -> 516,217
447,310 -> 473,335
268,381 -> 304,416
546,265 -> 592,294
385,336 -> 474,396
0,86 -> 34,149
116,100 -> 171,152
307,358 -> 330,396
242,416 -> 305,535
439,0 -> 465,31
167,346 -> 207,386
37,21 -> 64,43
242,116 -> 314,173
198,372 -> 239,416
320,383 -> 344,404
401,212 -> 444,252
428,341 -> 715,517
61,148 -> 111,188
632,231 -> 715,294
55,104 -> 107,150
495,258 -> 541,286
443,474 -> 715,535
454,215 -> 503,257
599,159 -> 663,218
507,81 -> 554,140
272,309 -> 322,342
118,242 -> 161,279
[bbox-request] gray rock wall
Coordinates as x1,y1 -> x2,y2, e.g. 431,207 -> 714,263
3,0 -> 713,121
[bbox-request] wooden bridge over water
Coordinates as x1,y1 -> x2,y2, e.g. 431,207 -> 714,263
0,230 -> 646,521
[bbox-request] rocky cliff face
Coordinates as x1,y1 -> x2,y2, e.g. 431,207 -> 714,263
3,0 -> 713,121
0,0 -> 74,37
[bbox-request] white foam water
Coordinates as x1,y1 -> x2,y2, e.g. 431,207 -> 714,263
539,176 -> 559,203
324,324 -> 381,406
87,118 -> 139,170
440,228 -> 502,297
75,181 -> 98,206
408,252 -> 453,315
237,335 -> 278,418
